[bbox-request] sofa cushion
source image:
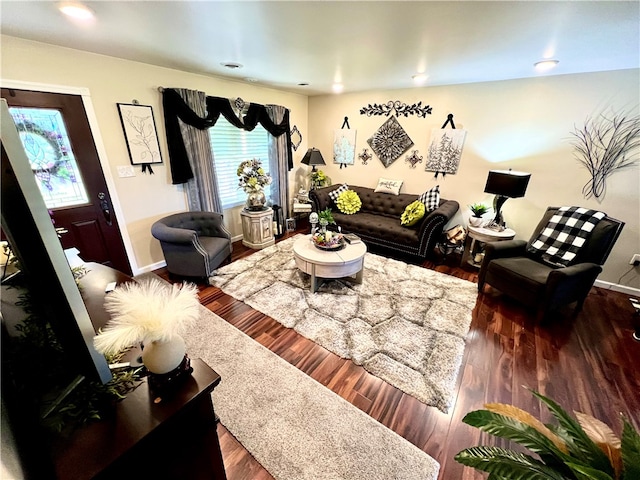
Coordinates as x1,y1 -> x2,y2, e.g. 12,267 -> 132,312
400,200 -> 426,227
418,185 -> 440,212
333,211 -> 420,245
349,185 -> 418,217
374,177 -> 403,195
328,183 -> 349,203
336,189 -> 362,214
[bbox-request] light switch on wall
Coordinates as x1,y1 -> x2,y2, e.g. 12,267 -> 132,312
117,165 -> 135,178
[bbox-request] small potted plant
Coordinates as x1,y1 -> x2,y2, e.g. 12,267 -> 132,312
468,203 -> 491,227
317,208 -> 335,231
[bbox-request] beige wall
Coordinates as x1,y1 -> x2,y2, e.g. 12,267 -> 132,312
2,35 -> 638,290
307,70 -> 640,289
1,35 -> 309,274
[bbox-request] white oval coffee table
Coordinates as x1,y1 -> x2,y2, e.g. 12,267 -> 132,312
293,234 -> 367,293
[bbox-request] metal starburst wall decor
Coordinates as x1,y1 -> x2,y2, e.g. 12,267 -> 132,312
367,117 -> 414,168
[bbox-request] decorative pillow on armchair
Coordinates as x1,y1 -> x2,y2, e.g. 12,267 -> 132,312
401,200 -> 426,227
374,178 -> 403,195
418,185 -> 440,212
336,190 -> 362,214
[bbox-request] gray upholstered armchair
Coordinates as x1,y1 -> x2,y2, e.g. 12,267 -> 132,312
151,212 -> 232,278
478,206 -> 624,321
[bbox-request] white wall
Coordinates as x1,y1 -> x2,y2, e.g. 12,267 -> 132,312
307,70 -> 640,289
1,35 -> 308,274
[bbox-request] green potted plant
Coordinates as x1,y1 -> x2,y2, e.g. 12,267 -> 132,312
455,388 -> 640,479
317,207 -> 335,233
469,203 -> 491,227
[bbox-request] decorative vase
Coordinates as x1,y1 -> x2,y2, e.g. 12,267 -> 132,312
469,216 -> 484,227
142,335 -> 186,374
246,190 -> 267,211
319,218 -> 329,233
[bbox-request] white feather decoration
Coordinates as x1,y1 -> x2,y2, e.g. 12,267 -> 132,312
93,278 -> 199,355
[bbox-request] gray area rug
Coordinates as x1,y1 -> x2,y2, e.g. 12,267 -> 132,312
210,235 -> 477,412
183,305 -> 440,480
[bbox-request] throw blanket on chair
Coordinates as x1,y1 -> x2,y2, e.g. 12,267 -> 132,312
527,206 -> 606,267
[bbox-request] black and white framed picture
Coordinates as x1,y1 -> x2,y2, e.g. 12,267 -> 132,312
425,129 -> 467,175
117,103 -> 163,167
333,129 -> 357,165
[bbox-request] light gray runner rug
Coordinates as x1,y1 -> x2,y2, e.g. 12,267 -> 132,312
210,235 -> 477,412
183,305 -> 440,480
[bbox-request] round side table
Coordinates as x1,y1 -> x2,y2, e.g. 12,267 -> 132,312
460,225 -> 515,268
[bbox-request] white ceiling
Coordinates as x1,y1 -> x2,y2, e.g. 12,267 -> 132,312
1,1 -> 639,96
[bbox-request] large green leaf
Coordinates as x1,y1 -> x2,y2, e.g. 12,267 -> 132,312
531,390 -> 614,474
621,417 -> 640,480
565,462 -> 614,480
463,410 -> 572,461
455,446 -> 567,480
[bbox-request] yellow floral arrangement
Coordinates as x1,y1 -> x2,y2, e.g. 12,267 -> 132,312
336,189 -> 362,215
237,158 -> 272,193
310,169 -> 331,189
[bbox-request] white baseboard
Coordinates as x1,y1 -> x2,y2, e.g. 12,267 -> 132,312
232,234 -> 243,243
594,279 -> 640,297
132,260 -> 166,277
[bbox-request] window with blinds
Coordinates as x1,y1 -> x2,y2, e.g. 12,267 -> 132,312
208,116 -> 271,209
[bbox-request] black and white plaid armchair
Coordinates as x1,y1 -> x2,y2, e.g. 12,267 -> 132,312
478,206 -> 624,321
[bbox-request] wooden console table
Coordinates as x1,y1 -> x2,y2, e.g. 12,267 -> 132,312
51,263 -> 227,479
52,358 -> 226,480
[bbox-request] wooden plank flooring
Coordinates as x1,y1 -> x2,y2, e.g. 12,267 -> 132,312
155,229 -> 640,480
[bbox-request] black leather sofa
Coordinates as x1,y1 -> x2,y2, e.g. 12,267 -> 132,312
309,185 -> 459,259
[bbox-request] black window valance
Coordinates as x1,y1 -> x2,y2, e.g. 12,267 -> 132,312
162,88 -> 293,184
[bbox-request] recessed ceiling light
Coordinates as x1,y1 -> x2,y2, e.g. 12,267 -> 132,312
58,2 -> 95,20
412,73 -> 428,84
221,62 -> 243,69
332,83 -> 344,94
534,59 -> 559,71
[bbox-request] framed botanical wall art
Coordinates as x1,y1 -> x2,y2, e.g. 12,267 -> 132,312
333,129 -> 357,166
425,129 -> 467,175
117,103 -> 163,167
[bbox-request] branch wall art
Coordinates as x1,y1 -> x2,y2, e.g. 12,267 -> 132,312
570,109 -> 640,199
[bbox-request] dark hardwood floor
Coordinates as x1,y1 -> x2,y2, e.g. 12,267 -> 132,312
155,228 -> 640,480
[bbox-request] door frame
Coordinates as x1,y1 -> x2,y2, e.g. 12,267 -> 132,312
1,79 -> 138,273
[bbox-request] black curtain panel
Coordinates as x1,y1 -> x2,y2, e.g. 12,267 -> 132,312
162,88 -> 293,184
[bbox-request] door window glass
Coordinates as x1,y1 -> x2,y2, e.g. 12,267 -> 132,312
8,107 -> 89,208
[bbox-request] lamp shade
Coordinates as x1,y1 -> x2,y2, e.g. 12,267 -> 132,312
484,170 -> 531,198
301,148 -> 326,167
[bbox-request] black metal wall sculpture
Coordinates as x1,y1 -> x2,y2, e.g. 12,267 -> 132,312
570,109 -> 640,199
405,150 -> 423,168
360,100 -> 432,118
359,148 -> 372,165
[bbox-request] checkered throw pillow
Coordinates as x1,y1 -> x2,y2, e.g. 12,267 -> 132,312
418,185 -> 440,212
527,206 -> 606,267
328,183 -> 349,203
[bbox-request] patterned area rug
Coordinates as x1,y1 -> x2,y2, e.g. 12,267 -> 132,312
210,235 -> 477,412
183,305 -> 440,480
